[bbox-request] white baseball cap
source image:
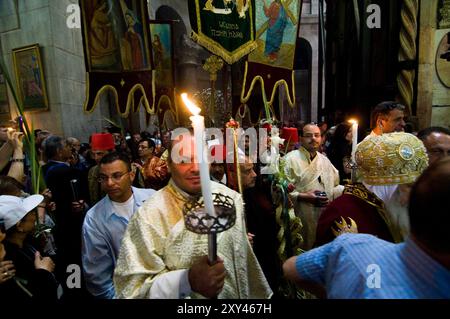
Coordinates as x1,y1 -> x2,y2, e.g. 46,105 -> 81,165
0,195 -> 44,230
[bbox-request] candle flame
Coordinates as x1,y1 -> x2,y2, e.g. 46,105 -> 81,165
181,93 -> 201,116
348,119 -> 358,124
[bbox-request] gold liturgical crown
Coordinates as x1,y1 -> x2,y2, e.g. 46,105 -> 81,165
356,132 -> 428,185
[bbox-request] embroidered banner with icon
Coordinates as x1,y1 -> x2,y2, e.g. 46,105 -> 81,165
80,0 -> 154,116
188,0 -> 257,64
240,0 -> 302,114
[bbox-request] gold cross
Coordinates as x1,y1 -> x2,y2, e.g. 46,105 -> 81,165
203,55 -> 224,82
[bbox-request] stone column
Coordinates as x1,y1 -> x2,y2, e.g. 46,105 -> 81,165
416,0 -> 437,129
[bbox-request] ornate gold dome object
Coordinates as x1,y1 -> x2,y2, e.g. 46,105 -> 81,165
356,132 -> 428,185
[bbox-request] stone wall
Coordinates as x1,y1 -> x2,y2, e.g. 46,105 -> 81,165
416,0 -> 450,130
1,0 -> 327,138
0,0 -> 109,142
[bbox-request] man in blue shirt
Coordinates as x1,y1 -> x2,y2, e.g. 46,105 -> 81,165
82,152 -> 155,299
283,158 -> 450,299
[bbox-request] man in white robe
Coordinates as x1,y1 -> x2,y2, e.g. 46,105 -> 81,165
283,123 -> 343,250
113,134 -> 272,299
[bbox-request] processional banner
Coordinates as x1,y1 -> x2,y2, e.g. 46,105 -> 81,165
240,0 -> 302,118
188,0 -> 257,64
80,0 -> 154,116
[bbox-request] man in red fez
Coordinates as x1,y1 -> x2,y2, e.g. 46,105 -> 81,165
88,133 -> 116,205
281,127 -> 299,154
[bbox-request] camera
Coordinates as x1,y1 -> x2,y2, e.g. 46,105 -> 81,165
314,191 -> 327,197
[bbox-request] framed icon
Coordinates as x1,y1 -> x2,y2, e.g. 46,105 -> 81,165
12,44 -> 49,111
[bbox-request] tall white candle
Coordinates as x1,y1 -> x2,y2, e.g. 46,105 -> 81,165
181,93 -> 215,217
349,119 -> 358,163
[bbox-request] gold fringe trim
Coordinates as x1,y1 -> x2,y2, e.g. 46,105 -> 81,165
240,61 -> 296,109
233,103 -> 277,126
192,0 -> 256,64
83,71 -> 156,117
191,31 -> 257,65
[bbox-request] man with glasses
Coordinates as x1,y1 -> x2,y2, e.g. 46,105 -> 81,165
368,101 -> 406,137
82,152 -> 155,299
283,123 -> 343,251
417,126 -> 450,165
283,158 -> 450,299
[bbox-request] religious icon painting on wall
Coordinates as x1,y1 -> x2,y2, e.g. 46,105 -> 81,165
81,0 -> 152,72
249,0 -> 302,69
149,21 -> 174,88
12,44 -> 49,111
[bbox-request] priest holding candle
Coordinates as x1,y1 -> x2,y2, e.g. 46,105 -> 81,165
113,94 -> 272,299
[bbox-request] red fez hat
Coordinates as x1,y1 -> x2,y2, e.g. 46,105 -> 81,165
281,127 -> 299,144
91,133 -> 115,151
261,123 -> 272,132
211,144 -> 227,163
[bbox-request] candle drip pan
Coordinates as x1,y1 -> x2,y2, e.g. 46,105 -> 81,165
183,193 -> 236,234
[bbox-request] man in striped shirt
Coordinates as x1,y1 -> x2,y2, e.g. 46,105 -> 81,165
283,158 -> 450,298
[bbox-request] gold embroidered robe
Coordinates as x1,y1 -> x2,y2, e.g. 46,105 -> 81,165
283,147 -> 344,250
114,180 -> 272,299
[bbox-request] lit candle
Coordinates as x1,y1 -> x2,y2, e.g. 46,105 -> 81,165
348,119 -> 358,163
181,93 -> 215,217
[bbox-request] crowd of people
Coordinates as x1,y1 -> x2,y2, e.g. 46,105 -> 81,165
0,100 -> 449,299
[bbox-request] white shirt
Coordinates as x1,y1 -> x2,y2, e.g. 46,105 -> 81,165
363,182 -> 398,203
111,195 -> 135,221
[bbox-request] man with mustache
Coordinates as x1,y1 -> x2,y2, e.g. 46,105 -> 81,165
82,152 -> 155,298
283,123 -> 343,251
113,132 -> 272,299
